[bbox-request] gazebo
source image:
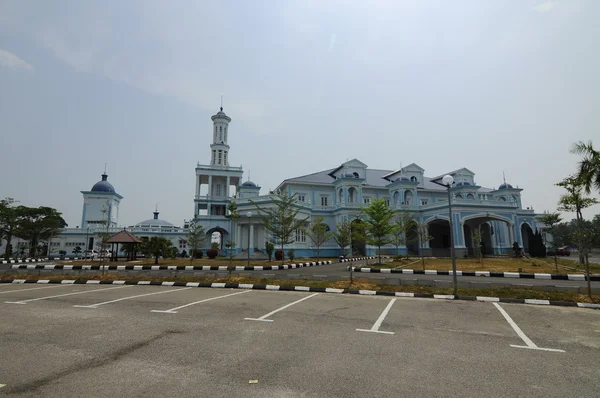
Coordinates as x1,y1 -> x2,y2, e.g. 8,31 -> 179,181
106,230 -> 143,262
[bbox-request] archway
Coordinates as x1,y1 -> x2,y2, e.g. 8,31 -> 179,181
480,223 -> 493,255
350,219 -> 366,256
206,227 -> 229,250
406,220 -> 419,255
462,214 -> 514,256
428,219 -> 450,257
521,223 -> 533,254
393,191 -> 400,206
403,190 -> 413,206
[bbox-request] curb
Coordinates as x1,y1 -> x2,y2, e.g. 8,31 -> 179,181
1,278 -> 598,310
340,256 -> 388,263
347,267 -> 600,281
1,258 -> 48,264
10,260 -> 332,272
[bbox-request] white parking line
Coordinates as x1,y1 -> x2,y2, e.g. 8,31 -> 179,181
74,287 -> 193,308
492,302 -> 565,353
0,285 -> 71,294
151,290 -> 251,314
244,292 -> 319,322
356,298 -> 396,335
4,285 -> 132,304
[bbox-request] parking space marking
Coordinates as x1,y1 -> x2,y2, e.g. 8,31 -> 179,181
245,292 -> 319,322
74,287 -> 193,308
4,285 -> 132,304
0,285 -> 71,295
151,290 -> 251,314
492,303 -> 565,353
356,298 -> 396,335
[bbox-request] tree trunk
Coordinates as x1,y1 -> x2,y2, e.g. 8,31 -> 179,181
585,253 -> 592,299
316,247 -> 320,262
155,255 -> 159,265
281,243 -> 284,265
4,230 -> 13,260
554,253 -> 558,274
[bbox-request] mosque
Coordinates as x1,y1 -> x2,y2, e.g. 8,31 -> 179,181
21,107 -> 545,259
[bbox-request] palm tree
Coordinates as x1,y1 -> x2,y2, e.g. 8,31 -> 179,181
571,141 -> 600,194
141,237 -> 173,265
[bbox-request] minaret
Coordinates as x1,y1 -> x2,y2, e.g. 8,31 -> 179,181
210,105 -> 232,167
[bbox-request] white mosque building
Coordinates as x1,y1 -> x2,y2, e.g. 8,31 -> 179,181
10,107 -> 545,259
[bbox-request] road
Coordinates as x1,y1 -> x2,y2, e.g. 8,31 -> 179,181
0,283 -> 599,397
3,260 -> 600,291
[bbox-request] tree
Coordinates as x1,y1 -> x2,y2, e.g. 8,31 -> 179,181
72,246 -> 82,256
538,213 -> 562,273
225,201 -> 240,266
303,217 -> 333,261
0,198 -> 20,260
361,198 -> 395,265
251,193 -> 308,264
14,206 -> 67,258
265,241 -> 275,262
415,221 -> 433,270
141,237 -> 173,265
333,219 -> 351,258
472,225 -> 483,265
388,210 -> 413,257
186,219 -> 206,265
557,175 -> 599,298
571,141 -> 600,194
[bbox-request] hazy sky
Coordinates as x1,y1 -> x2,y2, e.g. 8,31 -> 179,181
1,0 -> 598,227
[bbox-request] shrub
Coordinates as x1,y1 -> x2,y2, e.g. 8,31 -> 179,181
275,249 -> 284,261
265,241 -> 275,262
193,249 -> 203,259
206,249 -> 218,259
287,249 -> 295,261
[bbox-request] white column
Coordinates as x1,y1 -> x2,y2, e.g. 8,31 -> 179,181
249,224 -> 255,254
226,176 -> 230,198
195,175 -> 200,198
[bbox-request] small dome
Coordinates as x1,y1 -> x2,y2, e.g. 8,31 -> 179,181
242,180 -> 257,187
91,173 -> 116,193
342,172 -> 355,178
456,181 -> 471,187
498,183 -> 513,189
395,176 -> 410,182
135,211 -> 174,227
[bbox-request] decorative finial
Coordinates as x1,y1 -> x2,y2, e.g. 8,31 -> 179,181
104,162 -> 107,174
220,95 -> 223,111
155,203 -> 158,212
503,171 -> 506,185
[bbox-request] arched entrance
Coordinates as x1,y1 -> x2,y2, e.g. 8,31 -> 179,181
406,220 -> 419,255
428,219 -> 450,257
351,219 -> 366,256
521,223 -> 533,254
462,214 -> 514,256
480,223 -> 493,255
206,227 -> 229,250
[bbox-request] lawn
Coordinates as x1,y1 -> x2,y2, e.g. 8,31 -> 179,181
367,257 -> 600,274
58,257 -> 339,267
2,273 -> 598,304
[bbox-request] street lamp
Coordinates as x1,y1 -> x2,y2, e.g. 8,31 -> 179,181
247,211 -> 252,266
442,174 -> 458,298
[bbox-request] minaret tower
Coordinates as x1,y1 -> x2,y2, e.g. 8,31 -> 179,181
210,103 -> 231,167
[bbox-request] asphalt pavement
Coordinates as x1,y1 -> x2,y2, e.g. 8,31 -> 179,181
0,283 -> 599,397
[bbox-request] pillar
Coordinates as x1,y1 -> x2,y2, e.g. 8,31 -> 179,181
208,175 -> 213,196
226,176 -> 230,198
249,224 -> 255,254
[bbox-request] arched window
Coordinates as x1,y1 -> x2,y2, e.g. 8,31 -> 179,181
455,194 -> 463,200
498,196 -> 506,202
348,187 -> 357,203
353,172 -> 359,178
404,190 -> 413,206
410,176 -> 417,182
466,193 -> 474,200
338,189 -> 344,203
393,191 -> 400,206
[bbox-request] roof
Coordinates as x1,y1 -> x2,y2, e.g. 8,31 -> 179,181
135,218 -> 174,227
91,173 -> 116,193
281,166 -> 495,192
107,230 -> 143,244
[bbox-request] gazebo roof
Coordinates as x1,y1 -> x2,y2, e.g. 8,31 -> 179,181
106,230 -> 143,244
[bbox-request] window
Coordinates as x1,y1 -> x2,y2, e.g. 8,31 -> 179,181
466,193 -> 474,200
218,150 -> 222,164
321,196 -> 328,206
455,194 -> 463,199
297,195 -> 305,202
363,197 -> 370,204
295,229 -> 306,243
179,240 -> 187,249
223,151 -> 227,165
353,172 -> 359,178
498,196 -> 506,202
385,199 -> 390,206
212,150 -> 216,164
216,184 -> 221,196
410,176 -> 417,182
421,200 -> 428,206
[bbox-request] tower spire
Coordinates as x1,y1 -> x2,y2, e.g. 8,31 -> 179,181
503,171 -> 506,185
220,95 -> 223,111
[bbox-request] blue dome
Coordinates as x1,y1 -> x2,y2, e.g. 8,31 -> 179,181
242,180 -> 257,187
498,183 -> 513,189
395,176 -> 410,182
91,174 -> 116,193
456,181 -> 471,187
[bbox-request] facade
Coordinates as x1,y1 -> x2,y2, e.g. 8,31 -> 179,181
3,107 -> 544,259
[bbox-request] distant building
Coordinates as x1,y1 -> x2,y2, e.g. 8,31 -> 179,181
4,108 -> 544,259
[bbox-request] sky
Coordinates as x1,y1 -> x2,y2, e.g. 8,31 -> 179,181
0,0 -> 598,227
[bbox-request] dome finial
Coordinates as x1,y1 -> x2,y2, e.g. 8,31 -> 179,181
220,95 -> 223,112
503,171 -> 506,185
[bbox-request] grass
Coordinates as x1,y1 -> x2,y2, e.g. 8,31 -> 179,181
57,257 -> 338,267
2,273 -> 598,304
368,257 -> 600,274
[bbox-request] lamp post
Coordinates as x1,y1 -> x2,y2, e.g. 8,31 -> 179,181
247,211 -> 252,266
442,174 -> 458,298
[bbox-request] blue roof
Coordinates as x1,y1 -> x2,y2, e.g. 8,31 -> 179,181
91,174 -> 116,193
242,180 -> 257,187
498,183 -> 513,189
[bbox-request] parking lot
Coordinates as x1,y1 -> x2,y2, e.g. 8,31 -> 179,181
0,283 -> 599,397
